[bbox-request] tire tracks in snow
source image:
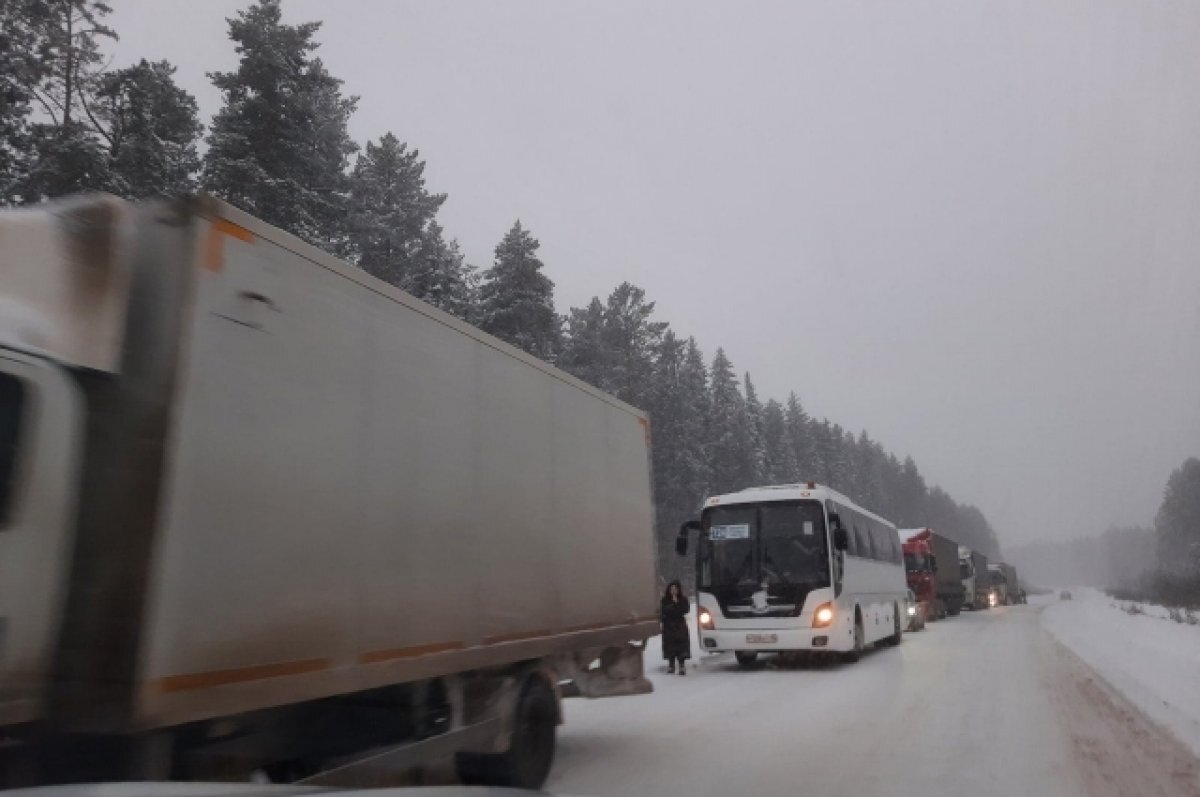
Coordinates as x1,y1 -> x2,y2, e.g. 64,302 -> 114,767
1040,622 -> 1200,797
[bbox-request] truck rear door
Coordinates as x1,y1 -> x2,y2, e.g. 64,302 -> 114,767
0,350 -> 83,728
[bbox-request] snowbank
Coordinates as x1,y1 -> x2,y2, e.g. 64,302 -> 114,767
1041,588 -> 1200,758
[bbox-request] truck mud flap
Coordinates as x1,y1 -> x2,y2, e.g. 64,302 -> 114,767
564,644 -> 652,698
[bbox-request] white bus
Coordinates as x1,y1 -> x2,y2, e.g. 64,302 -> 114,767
676,482 -> 908,665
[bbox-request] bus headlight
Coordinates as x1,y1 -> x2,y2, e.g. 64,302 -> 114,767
698,610 -> 714,629
813,603 -> 835,628
907,605 -> 917,616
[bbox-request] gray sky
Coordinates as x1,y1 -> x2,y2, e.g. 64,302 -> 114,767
106,0 -> 1200,548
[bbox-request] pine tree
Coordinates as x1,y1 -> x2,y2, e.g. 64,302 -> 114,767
678,337 -> 712,501
346,132 -> 446,284
784,393 -> 814,480
560,282 -> 666,408
403,221 -> 477,321
879,452 -> 904,520
706,349 -> 755,494
478,221 -> 560,361
1,0 -> 40,203
12,0 -> 116,201
1155,458 -> 1200,583
895,455 -> 928,528
599,283 -> 667,408
203,0 -> 357,250
761,398 -> 798,484
559,297 -> 608,389
855,430 -> 885,510
95,59 -> 202,198
823,423 -> 853,491
646,332 -> 711,583
743,373 -> 766,484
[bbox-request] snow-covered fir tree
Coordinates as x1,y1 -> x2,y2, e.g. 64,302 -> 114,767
202,0 -> 357,251
347,133 -> 445,283
95,60 -> 202,198
478,221 -> 560,361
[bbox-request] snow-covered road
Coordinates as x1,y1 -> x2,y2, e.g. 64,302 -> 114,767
548,601 -> 1200,797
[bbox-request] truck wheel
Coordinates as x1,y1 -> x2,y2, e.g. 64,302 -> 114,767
456,676 -> 557,790
842,615 -> 864,663
734,651 -> 759,668
947,601 -> 961,617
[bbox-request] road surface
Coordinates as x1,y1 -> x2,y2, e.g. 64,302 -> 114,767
548,600 -> 1200,797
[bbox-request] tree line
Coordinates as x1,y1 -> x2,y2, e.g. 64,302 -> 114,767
1,0 -> 1003,577
1008,458 -> 1200,605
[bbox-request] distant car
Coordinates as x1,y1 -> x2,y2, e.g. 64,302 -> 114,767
905,589 -> 926,631
1060,590 -> 1072,600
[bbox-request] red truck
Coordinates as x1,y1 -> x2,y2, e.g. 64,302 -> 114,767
902,528 -> 965,620
902,533 -> 937,622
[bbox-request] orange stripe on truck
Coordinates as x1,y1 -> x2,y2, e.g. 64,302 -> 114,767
201,218 -> 255,273
156,657 -> 330,693
358,641 -> 465,664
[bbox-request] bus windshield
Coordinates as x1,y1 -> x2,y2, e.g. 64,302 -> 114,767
700,500 -> 829,590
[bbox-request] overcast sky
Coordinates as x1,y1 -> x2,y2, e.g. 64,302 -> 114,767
106,0 -> 1200,549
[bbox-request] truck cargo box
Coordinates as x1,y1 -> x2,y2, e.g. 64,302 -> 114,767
0,196 -> 659,741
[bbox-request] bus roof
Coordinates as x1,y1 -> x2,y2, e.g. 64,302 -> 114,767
702,483 -> 897,528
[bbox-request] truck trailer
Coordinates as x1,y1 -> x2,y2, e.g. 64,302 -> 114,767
958,546 -> 991,610
902,529 -> 965,618
0,195 -> 659,788
991,562 -> 1023,605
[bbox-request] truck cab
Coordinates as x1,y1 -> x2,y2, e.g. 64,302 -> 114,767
988,564 -> 1009,605
902,537 -> 938,621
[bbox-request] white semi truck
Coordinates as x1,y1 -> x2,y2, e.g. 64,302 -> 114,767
958,546 -> 991,609
0,195 -> 658,788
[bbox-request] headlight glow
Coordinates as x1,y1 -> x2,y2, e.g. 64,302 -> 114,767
813,603 -> 835,627
907,606 -> 916,616
698,610 -> 713,628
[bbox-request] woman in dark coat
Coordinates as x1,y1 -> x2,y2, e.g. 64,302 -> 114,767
660,580 -> 691,675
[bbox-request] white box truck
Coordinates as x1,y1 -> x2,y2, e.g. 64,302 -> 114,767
0,195 -> 658,788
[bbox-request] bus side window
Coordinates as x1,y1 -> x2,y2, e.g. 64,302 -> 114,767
835,503 -> 858,557
868,522 -> 883,561
856,522 -> 872,559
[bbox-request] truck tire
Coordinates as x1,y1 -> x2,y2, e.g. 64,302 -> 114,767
842,613 -> 864,663
456,675 -> 557,790
947,600 -> 961,617
734,650 -> 759,668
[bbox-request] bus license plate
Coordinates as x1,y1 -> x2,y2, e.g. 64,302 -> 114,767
745,633 -> 777,644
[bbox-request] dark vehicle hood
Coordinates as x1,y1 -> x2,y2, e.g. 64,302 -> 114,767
4,785 -> 567,797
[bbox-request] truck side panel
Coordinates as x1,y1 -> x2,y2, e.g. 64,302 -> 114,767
930,532 -> 964,611
135,209 -> 657,729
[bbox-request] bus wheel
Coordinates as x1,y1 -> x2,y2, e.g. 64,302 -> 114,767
887,605 -> 902,646
843,614 -> 864,663
734,650 -> 759,668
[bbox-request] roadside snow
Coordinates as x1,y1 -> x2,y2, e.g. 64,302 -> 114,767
1042,588 -> 1200,758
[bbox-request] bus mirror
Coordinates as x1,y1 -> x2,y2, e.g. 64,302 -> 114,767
833,527 -> 849,551
676,520 -> 701,556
